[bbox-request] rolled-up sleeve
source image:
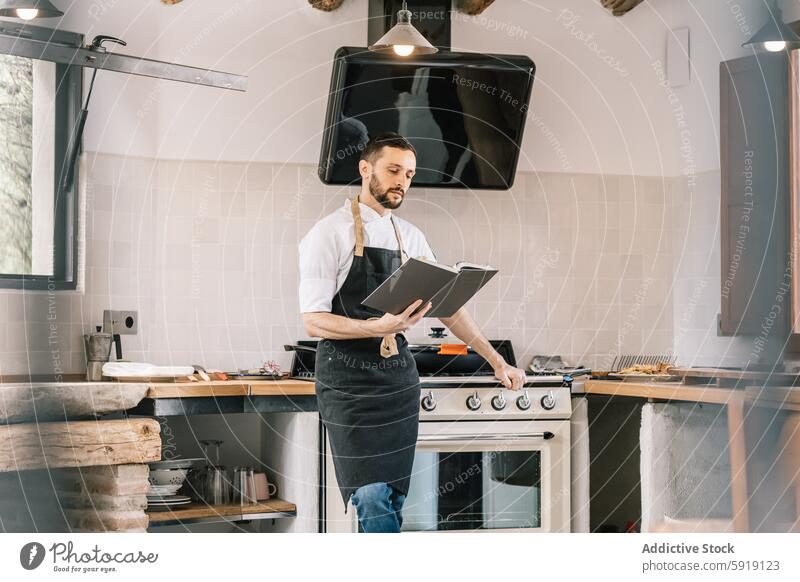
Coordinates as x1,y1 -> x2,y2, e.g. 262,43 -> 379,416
298,222 -> 338,313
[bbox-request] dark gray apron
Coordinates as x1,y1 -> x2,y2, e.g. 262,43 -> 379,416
315,197 -> 421,512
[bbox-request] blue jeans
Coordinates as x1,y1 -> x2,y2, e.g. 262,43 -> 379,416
350,482 -> 406,533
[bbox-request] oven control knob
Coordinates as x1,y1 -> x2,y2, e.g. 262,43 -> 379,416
491,391 -> 506,410
540,390 -> 557,411
516,390 -> 531,410
421,391 -> 437,412
466,391 -> 481,411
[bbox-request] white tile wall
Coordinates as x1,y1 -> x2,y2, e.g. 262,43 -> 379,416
0,152 -> 682,375
669,169 -> 757,368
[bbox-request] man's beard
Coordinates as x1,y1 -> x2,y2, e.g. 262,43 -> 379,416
369,174 -> 404,209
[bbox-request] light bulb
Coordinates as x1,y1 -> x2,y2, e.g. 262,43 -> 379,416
393,44 -> 414,56
16,8 -> 39,20
764,40 -> 787,52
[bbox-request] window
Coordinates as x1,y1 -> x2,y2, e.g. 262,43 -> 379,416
0,33 -> 82,290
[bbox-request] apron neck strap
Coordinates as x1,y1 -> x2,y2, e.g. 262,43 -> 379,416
351,196 -> 408,263
390,215 -> 409,264
351,196 -> 365,257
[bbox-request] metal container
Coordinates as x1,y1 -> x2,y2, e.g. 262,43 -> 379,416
83,332 -> 113,381
232,466 -> 257,506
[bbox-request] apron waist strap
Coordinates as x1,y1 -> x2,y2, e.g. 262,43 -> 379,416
365,317 -> 400,358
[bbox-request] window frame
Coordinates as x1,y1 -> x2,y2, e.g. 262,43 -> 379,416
0,29 -> 82,291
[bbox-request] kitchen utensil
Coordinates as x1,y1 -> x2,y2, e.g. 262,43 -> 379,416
191,364 -> 210,382
101,362 -> 195,381
83,331 -> 113,381
232,466 -> 257,505
224,373 -> 285,380
204,465 -> 231,505
149,458 -> 205,470
531,355 -> 565,371
146,494 -> 191,503
253,472 -> 278,500
609,354 -> 677,372
198,439 -> 230,505
187,440 -> 223,502
199,439 -> 223,465
284,342 -> 318,380
148,484 -> 183,496
146,494 -> 192,511
148,468 -> 188,487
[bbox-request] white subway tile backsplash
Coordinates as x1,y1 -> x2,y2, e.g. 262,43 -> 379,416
0,153 -> 685,375
212,163 -> 243,192
219,191 -> 248,219
240,163 -> 267,192
272,165 -> 301,192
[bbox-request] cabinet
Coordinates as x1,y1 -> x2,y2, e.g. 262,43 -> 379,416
719,52 -> 790,342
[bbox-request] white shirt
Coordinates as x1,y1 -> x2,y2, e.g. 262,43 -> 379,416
299,199 -> 437,313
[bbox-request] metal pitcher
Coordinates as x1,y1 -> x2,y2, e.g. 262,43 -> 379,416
83,332 -> 113,381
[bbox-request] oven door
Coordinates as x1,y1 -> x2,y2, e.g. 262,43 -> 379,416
402,419 -> 571,533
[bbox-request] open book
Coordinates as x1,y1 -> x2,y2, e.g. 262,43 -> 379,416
361,258 -> 498,318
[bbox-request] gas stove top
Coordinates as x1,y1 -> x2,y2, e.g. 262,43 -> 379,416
418,384 -> 572,421
285,339 -> 579,420
418,374 -> 571,387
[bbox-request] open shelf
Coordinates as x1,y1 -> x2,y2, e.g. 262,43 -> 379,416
146,497 -> 297,527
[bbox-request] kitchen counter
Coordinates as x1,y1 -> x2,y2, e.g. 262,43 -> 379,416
144,378 -> 315,398
128,379 -> 318,416
582,379 -> 800,532
584,379 -> 800,410
0,378 -> 312,532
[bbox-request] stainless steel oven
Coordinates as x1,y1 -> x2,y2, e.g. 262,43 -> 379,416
401,417 -> 571,532
323,383 -> 573,533
318,336 -> 574,533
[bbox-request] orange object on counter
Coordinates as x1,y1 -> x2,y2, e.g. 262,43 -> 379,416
437,344 -> 469,356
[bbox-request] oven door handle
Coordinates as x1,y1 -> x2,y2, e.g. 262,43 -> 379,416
417,431 -> 554,442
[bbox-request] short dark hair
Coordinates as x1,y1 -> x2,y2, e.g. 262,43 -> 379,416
359,132 -> 416,163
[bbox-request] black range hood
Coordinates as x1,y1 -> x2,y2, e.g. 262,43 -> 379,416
319,2 -> 534,190
318,46 -> 534,190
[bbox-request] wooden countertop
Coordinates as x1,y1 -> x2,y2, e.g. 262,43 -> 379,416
668,367 -> 800,384
584,379 -> 742,405
147,498 -> 297,524
145,379 -> 316,399
585,379 -> 800,411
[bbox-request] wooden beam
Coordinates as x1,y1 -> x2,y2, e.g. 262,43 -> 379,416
455,0 -> 496,15
600,0 -> 644,17
308,0 -> 497,15
308,0 -> 345,11
0,382 -> 149,423
0,419 -> 161,472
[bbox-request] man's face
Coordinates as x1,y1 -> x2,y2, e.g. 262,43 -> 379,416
361,146 -> 416,210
